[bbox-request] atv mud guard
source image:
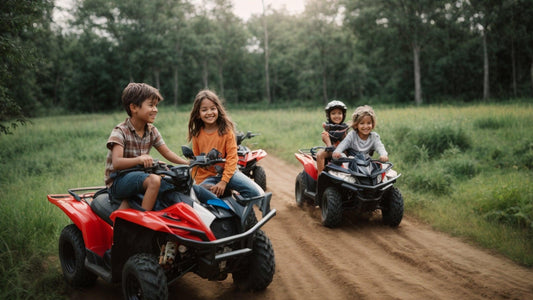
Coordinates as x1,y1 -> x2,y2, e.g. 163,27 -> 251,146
47,187 -> 113,257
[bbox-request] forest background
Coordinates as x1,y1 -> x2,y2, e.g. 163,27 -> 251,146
2,0 -> 533,133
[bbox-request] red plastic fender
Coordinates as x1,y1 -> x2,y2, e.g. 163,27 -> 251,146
294,152 -> 318,181
249,149 -> 267,161
47,194 -> 113,256
110,202 -> 217,241
238,149 -> 267,167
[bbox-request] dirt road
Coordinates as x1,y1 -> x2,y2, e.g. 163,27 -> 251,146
72,155 -> 533,300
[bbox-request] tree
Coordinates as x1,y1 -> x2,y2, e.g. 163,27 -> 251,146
301,0 -> 345,105
261,0 -> 271,104
463,0 -> 505,100
344,0 -> 443,105
0,0 -> 54,134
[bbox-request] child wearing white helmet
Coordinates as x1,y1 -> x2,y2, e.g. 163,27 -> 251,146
317,100 -> 349,174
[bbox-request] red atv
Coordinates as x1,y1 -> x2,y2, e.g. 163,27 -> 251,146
48,147 -> 276,299
294,146 -> 403,228
236,131 -> 267,191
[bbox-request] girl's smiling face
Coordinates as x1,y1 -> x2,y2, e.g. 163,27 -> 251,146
199,98 -> 218,129
356,115 -> 374,139
329,108 -> 344,124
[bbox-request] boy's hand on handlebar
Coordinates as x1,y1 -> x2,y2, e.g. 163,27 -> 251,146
210,181 -> 227,197
332,152 -> 342,159
138,154 -> 154,168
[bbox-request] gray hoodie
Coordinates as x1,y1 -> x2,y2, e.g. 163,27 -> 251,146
333,131 -> 388,158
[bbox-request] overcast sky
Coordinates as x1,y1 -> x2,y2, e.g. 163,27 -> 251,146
54,0 -> 305,24
232,0 -> 305,20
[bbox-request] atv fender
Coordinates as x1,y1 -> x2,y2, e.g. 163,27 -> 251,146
294,152 -> 318,180
110,202 -> 217,241
47,194 -> 112,256
238,149 -> 267,167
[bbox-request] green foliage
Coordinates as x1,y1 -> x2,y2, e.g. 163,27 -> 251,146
393,124 -> 471,163
475,183 -> 533,232
513,140 -> 533,170
474,116 -> 508,130
4,0 -> 533,121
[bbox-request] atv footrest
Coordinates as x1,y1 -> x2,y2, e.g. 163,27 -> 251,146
85,258 -> 112,283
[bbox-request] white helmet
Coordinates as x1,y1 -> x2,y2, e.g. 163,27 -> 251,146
325,100 -> 347,123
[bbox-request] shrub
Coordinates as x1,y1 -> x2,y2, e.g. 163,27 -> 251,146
406,164 -> 453,195
474,117 -> 507,130
513,140 -> 533,170
394,125 -> 471,163
476,185 -> 533,231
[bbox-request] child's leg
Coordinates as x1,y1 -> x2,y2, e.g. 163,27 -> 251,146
228,171 -> 263,198
141,174 -> 162,210
110,171 -> 149,209
118,200 -> 130,210
317,149 -> 326,174
317,150 -> 332,174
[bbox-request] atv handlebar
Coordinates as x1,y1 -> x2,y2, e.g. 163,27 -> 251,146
298,146 -> 335,158
236,131 -> 260,145
181,146 -> 226,169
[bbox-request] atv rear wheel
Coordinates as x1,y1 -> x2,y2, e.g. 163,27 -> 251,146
232,230 -> 275,291
321,187 -> 343,228
381,187 -> 404,227
252,166 -> 267,191
122,253 -> 168,300
295,171 -> 310,207
58,224 -> 97,287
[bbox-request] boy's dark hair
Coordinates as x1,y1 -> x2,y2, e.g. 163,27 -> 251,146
121,83 -> 163,116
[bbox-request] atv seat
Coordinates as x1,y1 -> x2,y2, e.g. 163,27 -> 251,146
90,189 -> 118,226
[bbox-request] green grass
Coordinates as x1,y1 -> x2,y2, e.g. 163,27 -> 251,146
1,102 -> 532,298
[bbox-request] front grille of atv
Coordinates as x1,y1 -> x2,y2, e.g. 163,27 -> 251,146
357,189 -> 383,202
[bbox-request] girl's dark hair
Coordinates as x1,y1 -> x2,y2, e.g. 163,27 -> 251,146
121,83 -> 163,116
187,89 -> 235,141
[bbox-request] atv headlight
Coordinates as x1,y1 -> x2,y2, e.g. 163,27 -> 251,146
328,170 -> 356,184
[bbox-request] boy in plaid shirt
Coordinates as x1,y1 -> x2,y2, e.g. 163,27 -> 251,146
104,83 -> 189,211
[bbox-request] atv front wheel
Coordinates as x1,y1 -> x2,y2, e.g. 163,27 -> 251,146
252,166 -> 267,191
58,224 -> 97,287
122,254 -> 168,300
232,230 -> 275,291
321,187 -> 343,228
381,187 -> 404,227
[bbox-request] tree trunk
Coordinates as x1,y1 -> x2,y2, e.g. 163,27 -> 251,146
154,69 -> 160,90
530,60 -> 533,94
322,64 -> 328,105
412,43 -> 422,105
218,65 -> 224,98
202,60 -> 208,88
173,66 -> 178,107
511,41 -> 516,98
482,31 -> 490,100
262,0 -> 271,104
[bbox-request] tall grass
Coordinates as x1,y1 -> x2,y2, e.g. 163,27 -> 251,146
1,102 -> 532,298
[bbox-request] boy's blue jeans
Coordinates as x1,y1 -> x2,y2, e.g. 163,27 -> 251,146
199,170 -> 264,198
110,171 -> 219,210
